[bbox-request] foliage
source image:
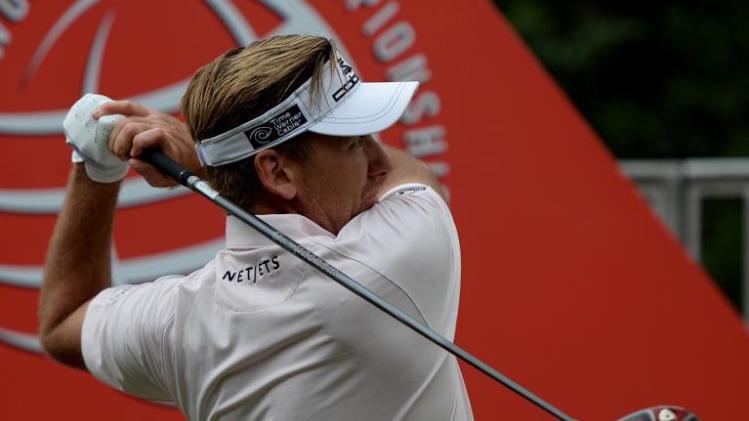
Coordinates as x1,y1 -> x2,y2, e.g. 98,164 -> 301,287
494,0 -> 749,158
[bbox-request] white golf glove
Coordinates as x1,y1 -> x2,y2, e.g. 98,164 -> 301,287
63,94 -> 127,183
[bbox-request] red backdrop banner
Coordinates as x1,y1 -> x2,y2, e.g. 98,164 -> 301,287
1,1 -> 748,419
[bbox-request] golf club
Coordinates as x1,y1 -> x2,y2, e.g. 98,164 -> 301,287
139,148 -> 577,421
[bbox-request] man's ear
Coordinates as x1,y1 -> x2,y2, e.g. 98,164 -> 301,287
254,149 -> 298,201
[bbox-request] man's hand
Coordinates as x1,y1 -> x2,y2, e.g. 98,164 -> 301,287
63,94 -> 128,183
94,100 -> 202,187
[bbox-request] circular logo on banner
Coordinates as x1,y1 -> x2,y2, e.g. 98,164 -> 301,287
0,0 -> 448,353
0,2 -> 462,419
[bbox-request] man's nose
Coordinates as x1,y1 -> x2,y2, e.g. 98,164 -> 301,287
365,135 -> 392,177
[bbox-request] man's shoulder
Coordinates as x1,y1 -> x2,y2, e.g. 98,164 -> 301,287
317,182 -> 460,332
87,259 -> 216,319
338,182 -> 455,246
380,183 -> 430,197
327,181 -> 459,283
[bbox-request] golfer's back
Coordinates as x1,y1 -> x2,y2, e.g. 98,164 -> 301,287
82,184 -> 473,420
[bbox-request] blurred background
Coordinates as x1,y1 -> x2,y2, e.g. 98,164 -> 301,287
1,2 -> 746,418
494,0 -> 749,320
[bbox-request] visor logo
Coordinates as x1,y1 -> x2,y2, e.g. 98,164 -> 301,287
248,126 -> 274,145
244,104 -> 308,149
332,74 -> 360,102
332,55 -> 360,102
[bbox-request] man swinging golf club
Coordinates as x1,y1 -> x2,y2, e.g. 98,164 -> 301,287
39,35 -> 474,420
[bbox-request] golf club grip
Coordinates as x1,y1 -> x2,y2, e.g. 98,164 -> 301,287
136,147 -> 576,421
139,148 -> 194,185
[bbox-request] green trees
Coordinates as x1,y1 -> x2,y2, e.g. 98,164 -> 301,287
494,0 -> 749,158
495,1 -> 749,312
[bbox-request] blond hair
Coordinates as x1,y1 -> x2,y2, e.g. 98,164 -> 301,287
181,35 -> 335,211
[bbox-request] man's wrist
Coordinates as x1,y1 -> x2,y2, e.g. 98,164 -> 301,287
71,163 -> 123,189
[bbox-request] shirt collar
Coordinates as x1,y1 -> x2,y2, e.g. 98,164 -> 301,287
225,213 -> 335,249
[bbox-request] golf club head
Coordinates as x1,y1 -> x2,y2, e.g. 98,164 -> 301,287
617,406 -> 699,421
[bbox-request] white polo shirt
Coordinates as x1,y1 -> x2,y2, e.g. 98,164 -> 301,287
82,183 -> 473,421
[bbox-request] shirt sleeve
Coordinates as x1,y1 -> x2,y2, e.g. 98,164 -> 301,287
335,183 -> 461,335
81,275 -> 181,401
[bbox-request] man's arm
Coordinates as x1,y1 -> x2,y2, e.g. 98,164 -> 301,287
378,145 -> 447,201
39,101 -> 198,369
38,165 -> 120,369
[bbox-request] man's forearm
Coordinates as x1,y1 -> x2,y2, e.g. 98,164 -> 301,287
379,146 -> 446,200
39,164 -> 120,365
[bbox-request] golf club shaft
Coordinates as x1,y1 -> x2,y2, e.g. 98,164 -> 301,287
139,148 -> 576,421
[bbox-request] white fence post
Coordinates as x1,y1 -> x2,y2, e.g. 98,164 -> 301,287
620,158 -> 749,321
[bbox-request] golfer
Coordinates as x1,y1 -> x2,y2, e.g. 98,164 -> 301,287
39,35 -> 473,420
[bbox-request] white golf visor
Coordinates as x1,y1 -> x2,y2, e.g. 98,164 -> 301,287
196,51 -> 419,167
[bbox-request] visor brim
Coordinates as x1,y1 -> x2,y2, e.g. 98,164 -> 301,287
308,81 -> 419,136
